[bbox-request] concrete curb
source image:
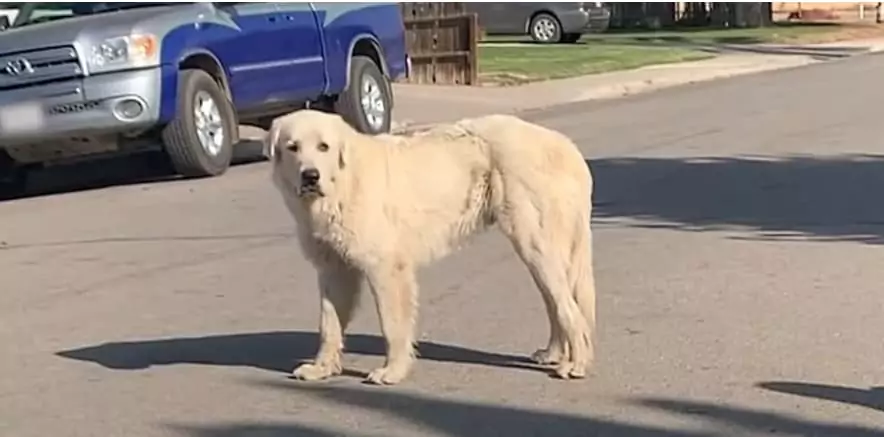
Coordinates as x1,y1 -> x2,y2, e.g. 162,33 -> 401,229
392,56 -> 820,128
393,37 -> 884,127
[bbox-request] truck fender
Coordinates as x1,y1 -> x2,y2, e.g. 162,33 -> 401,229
175,49 -> 238,142
177,49 -> 233,100
344,34 -> 391,90
344,34 -> 393,107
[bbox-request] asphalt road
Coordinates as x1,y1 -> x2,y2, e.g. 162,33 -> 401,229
3,53 -> 884,437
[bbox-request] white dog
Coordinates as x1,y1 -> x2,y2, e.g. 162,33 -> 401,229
264,110 -> 596,385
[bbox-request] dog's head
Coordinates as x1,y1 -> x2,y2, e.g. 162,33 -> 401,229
263,110 -> 353,200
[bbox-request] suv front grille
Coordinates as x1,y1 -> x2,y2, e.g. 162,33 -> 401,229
0,46 -> 83,90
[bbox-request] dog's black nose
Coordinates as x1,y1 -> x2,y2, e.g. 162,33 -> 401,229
301,168 -> 320,184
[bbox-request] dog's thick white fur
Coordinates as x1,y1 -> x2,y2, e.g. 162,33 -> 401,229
264,109 -> 596,385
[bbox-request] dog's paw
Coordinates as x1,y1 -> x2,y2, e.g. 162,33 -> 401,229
531,347 -> 565,365
552,361 -> 589,380
290,362 -> 341,382
364,365 -> 410,386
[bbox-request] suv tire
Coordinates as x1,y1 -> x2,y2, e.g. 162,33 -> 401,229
529,13 -> 562,44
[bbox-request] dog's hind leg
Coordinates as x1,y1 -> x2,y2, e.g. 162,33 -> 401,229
292,256 -> 364,382
500,202 -> 590,380
568,217 -> 596,368
364,260 -> 419,386
523,247 -> 589,379
530,275 -> 568,365
520,219 -> 595,368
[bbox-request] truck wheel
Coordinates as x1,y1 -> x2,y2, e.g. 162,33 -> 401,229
335,55 -> 392,135
161,69 -> 236,178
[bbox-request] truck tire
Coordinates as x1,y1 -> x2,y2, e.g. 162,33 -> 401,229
335,55 -> 392,135
161,69 -> 237,178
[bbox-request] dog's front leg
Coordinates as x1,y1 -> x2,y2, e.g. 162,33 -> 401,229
365,261 -> 418,385
292,259 -> 364,382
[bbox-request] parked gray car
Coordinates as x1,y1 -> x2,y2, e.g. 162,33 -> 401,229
466,2 -> 611,44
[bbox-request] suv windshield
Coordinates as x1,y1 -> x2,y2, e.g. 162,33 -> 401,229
0,3 -> 180,28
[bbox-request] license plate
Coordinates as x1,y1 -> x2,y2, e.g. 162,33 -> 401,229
0,101 -> 46,135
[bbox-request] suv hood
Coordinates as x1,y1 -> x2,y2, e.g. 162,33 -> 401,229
0,6 -> 180,55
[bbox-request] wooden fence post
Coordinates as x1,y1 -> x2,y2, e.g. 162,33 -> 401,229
399,2 -> 479,86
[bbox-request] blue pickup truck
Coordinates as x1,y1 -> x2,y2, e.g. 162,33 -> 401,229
0,2 -> 409,194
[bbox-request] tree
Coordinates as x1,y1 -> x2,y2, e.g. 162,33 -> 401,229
681,2 -> 710,26
708,2 -> 772,28
734,2 -> 772,27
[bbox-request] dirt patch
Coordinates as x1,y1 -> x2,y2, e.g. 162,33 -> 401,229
777,22 -> 884,44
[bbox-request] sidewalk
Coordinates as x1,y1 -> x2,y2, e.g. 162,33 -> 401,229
392,36 -> 884,127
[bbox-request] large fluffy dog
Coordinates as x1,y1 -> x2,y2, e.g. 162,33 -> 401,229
264,110 -> 596,385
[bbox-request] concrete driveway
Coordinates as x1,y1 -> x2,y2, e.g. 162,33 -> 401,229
2,53 -> 884,437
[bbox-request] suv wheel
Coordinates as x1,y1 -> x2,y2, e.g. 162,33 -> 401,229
335,55 -> 392,135
161,69 -> 237,178
529,13 -> 562,43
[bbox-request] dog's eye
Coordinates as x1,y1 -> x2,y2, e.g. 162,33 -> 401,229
317,143 -> 329,153
287,142 -> 300,153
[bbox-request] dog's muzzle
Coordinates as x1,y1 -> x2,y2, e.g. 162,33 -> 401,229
299,168 -> 323,197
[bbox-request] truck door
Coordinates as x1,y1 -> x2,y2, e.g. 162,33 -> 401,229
274,3 -> 326,101
210,2 -> 288,109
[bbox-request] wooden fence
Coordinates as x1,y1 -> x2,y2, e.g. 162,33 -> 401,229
399,3 -> 479,86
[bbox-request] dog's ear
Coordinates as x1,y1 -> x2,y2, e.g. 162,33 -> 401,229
337,137 -> 348,170
262,120 -> 279,160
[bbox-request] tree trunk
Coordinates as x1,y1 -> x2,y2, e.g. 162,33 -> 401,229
710,2 -> 733,27
683,2 -> 710,26
736,2 -> 772,27
710,2 -> 771,28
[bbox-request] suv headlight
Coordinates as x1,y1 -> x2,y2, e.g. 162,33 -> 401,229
87,34 -> 158,73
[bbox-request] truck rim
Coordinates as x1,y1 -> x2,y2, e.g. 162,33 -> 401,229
360,75 -> 386,132
193,90 -> 225,156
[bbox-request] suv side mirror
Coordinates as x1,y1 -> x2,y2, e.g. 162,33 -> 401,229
0,16 -> 10,31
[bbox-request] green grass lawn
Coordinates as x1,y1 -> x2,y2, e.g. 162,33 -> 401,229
477,22 -> 882,84
483,22 -> 863,47
583,22 -> 858,46
478,44 -> 713,85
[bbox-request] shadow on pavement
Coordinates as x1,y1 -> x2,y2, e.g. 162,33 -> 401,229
56,331 -> 540,376
758,381 -> 884,413
177,382 -> 704,437
172,383 -> 884,437
590,154 -> 884,245
2,139 -> 265,202
638,397 -> 884,436
0,231 -> 292,251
